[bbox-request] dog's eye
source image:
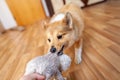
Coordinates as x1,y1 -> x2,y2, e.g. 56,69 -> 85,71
57,35 -> 62,39
48,39 -> 51,42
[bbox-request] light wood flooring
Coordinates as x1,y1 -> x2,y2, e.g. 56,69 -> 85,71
0,0 -> 120,80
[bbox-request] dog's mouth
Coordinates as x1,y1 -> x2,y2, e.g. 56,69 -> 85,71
57,45 -> 65,56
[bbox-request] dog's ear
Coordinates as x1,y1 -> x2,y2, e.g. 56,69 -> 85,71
64,12 -> 73,29
41,20 -> 48,30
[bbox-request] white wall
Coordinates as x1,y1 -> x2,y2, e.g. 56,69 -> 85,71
88,0 -> 104,5
0,0 -> 17,29
51,0 -> 64,13
50,0 -> 84,13
41,0 -> 50,17
66,0 -> 84,7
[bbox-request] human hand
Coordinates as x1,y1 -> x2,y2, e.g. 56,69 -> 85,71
20,73 -> 45,80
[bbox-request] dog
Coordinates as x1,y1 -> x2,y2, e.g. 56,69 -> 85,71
42,3 -> 84,64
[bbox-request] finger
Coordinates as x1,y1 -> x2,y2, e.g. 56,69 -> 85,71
31,73 -> 45,80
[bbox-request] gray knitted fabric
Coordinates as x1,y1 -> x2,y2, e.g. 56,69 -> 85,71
24,52 -> 71,80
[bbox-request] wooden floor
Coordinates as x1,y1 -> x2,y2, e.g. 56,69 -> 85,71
0,0 -> 120,80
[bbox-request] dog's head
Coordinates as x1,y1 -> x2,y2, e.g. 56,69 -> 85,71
43,12 -> 76,53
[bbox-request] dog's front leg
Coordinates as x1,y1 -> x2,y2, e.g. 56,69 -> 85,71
74,39 -> 83,64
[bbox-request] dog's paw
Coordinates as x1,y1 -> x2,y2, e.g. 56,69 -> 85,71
75,57 -> 82,64
64,77 -> 67,80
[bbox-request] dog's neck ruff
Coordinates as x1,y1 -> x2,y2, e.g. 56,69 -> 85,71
50,13 -> 65,23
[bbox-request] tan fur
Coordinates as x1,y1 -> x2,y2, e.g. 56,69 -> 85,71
43,3 -> 84,64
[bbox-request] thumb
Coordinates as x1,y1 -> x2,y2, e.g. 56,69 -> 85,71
32,73 -> 45,80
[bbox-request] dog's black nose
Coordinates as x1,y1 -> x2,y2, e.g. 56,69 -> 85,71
50,46 -> 56,53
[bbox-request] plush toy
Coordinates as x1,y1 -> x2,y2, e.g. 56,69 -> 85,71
24,48 -> 71,80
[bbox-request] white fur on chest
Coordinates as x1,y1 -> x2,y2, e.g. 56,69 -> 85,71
50,13 -> 65,23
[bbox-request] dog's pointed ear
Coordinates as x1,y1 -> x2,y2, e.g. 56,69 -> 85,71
41,20 -> 48,30
64,12 -> 73,29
